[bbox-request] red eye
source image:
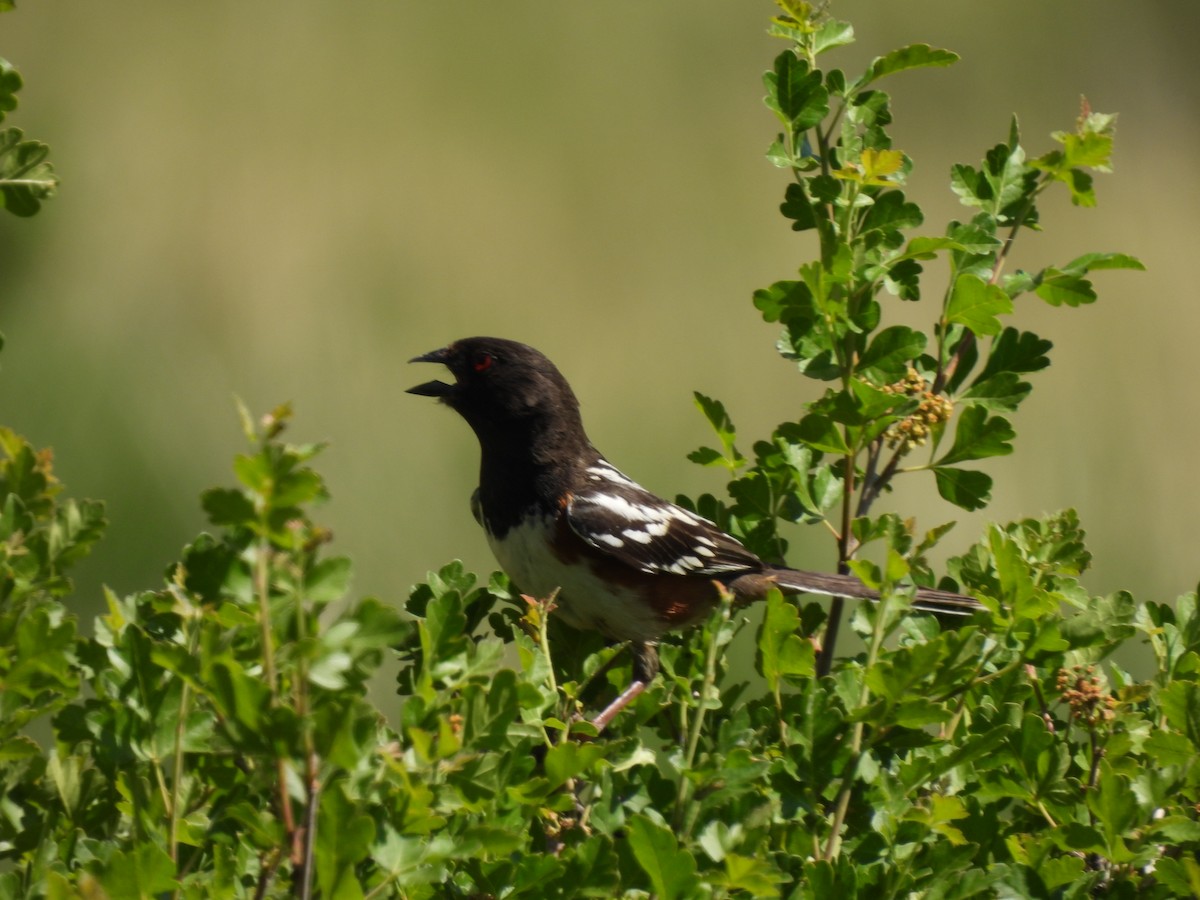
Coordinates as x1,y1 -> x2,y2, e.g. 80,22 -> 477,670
472,352 -> 494,373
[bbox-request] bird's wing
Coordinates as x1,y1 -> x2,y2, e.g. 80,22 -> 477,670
565,461 -> 762,577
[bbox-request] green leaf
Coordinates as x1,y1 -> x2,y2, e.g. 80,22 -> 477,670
753,279 -> 814,325
857,44 -> 959,89
1155,858 -> 1200,899
316,785 -> 375,900
978,327 -> 1052,380
932,467 -> 992,511
779,181 -> 818,232
812,19 -> 855,55
692,392 -> 743,468
686,446 -> 725,467
0,127 -> 56,216
935,406 -> 1014,466
856,325 -> 926,380
1087,763 -> 1139,861
544,741 -> 608,788
758,589 -> 816,692
713,853 -> 789,895
795,413 -> 850,454
1143,730 -> 1196,768
1032,252 -> 1144,306
1062,251 -> 1144,273
946,273 -> 1012,336
306,555 -> 353,603
0,57 -> 20,123
628,815 -> 700,900
765,51 -> 829,131
1034,270 -> 1096,307
93,844 -> 178,899
960,372 -> 1031,412
988,527 -> 1036,614
950,122 -> 1037,222
1159,680 -> 1200,742
860,190 -> 923,237
201,488 -> 255,528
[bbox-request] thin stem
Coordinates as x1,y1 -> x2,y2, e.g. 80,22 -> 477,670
168,601 -> 201,881
255,531 -> 298,866
673,592 -> 732,833
292,553 -> 319,900
939,646 -> 1003,743
537,590 -> 560,747
823,590 -> 891,860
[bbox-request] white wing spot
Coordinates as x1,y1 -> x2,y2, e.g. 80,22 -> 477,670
695,545 -> 715,557
646,521 -> 669,537
596,533 -> 625,548
622,529 -> 653,544
669,507 -> 706,526
587,462 -> 640,489
584,492 -> 661,523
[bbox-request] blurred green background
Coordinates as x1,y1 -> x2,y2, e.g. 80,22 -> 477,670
2,1 -> 1197,618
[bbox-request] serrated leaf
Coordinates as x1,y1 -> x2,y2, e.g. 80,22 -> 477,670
857,324 -> 926,380
686,446 -> 725,467
694,392 -> 734,443
1033,251 -> 1143,306
94,845 -> 178,898
1155,858 -> 1200,899
628,816 -> 700,900
989,527 -> 1037,614
936,407 -> 1014,467
951,128 -> 1036,222
898,236 -> 967,260
0,57 -> 20,124
306,555 -> 353,603
857,44 -> 959,89
544,741 -> 607,788
1063,251 -> 1144,273
795,413 -> 850,454
201,487 -> 255,528
860,189 -> 923,234
1143,730 -> 1195,768
0,127 -> 56,216
779,181 -> 818,232
813,19 -> 855,55
932,467 -> 992,511
960,372 -> 1031,412
853,148 -> 906,187
1034,270 -> 1096,307
765,51 -> 829,131
978,328 -> 1052,381
946,273 -> 1012,336
758,590 -> 815,692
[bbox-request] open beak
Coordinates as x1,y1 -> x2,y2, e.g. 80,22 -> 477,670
407,347 -> 456,398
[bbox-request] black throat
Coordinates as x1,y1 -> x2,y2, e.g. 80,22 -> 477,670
470,406 -> 597,539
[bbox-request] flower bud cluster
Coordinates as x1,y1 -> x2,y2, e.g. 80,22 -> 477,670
1056,665 -> 1116,726
880,367 -> 953,450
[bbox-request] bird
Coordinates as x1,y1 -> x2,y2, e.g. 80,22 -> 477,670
408,336 -> 982,728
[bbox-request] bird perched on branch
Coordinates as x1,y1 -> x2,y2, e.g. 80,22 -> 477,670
408,336 -> 981,728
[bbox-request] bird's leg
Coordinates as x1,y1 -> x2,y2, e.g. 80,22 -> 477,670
588,642 -> 659,732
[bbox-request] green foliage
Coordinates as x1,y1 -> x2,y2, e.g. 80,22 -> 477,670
3,2 -> 1194,898
706,0 -> 1143,675
0,9 -> 57,217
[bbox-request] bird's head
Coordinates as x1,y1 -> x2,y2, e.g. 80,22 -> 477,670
407,337 -> 583,439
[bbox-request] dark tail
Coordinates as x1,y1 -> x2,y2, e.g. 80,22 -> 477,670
767,567 -> 984,616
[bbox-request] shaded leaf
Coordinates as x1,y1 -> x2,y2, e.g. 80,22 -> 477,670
628,816 -> 700,900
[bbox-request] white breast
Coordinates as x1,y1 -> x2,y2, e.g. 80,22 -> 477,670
485,515 -> 664,643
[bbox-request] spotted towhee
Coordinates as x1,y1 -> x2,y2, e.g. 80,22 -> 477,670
409,336 -> 981,727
